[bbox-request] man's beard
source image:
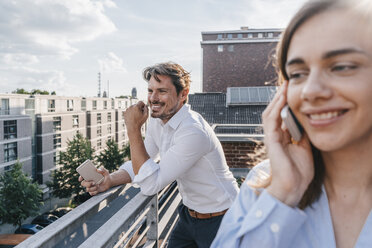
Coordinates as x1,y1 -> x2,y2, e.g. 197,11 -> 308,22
150,101 -> 179,121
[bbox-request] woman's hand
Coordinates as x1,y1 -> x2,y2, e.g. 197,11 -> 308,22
263,81 -> 314,207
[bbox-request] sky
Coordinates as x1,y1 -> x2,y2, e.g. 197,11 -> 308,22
0,0 -> 307,101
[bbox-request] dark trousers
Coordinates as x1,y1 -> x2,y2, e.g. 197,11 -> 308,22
167,204 -> 224,248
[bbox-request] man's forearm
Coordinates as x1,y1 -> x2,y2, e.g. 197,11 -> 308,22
109,169 -> 132,187
127,127 -> 150,175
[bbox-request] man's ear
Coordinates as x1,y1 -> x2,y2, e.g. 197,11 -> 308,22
180,88 -> 189,102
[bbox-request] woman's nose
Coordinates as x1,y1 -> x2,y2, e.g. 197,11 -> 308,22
301,70 -> 333,102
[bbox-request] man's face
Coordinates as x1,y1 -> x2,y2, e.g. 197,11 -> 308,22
147,74 -> 188,123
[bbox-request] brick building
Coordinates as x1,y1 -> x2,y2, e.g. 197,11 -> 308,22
201,27 -> 282,92
189,87 -> 275,168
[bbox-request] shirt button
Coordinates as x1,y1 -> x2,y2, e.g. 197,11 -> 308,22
270,223 -> 280,233
255,210 -> 263,218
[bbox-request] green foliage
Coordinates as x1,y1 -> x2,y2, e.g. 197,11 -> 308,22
95,139 -> 126,172
48,132 -> 94,204
31,89 -> 50,95
12,88 -> 30,94
12,88 -> 56,95
236,177 -> 246,187
122,142 -> 131,161
0,162 -> 43,228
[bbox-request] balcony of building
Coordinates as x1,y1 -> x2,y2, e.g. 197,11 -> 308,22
16,169 -> 248,248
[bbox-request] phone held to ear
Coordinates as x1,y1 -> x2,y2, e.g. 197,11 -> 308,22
76,159 -> 104,184
280,105 -> 304,142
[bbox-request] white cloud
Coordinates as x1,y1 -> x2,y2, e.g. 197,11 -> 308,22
0,65 -> 81,95
1,53 -> 39,65
0,0 -> 117,59
98,52 -> 127,73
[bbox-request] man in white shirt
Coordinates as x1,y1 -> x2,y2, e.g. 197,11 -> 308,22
80,62 -> 239,248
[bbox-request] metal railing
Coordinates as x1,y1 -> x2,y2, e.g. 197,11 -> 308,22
16,169 -> 248,248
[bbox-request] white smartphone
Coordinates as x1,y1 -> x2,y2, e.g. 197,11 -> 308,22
76,159 -> 104,184
280,105 -> 304,142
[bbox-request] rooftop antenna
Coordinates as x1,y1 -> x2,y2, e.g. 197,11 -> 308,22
98,72 -> 101,97
107,80 -> 109,98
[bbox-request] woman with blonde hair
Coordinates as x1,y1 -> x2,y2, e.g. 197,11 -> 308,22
212,0 -> 372,247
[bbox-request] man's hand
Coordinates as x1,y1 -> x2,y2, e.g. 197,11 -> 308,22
124,101 -> 148,132
79,167 -> 112,196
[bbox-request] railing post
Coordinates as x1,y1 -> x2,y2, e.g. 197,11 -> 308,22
146,194 -> 159,247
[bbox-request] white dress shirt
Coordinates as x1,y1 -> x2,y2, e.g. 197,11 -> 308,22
121,104 -> 239,213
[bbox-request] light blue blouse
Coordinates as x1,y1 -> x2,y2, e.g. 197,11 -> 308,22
212,160 -> 372,248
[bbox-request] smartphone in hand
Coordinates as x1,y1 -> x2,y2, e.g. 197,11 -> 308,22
280,105 -> 304,142
76,160 -> 104,184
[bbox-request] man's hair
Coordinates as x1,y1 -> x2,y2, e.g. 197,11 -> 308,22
143,62 -> 191,103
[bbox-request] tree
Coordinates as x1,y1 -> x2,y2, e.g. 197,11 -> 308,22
0,162 -> 43,228
122,142 -> 131,161
12,88 -> 31,94
31,89 -> 50,95
96,139 -> 126,172
48,132 -> 94,204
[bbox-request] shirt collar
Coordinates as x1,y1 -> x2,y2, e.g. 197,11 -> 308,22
162,104 -> 189,130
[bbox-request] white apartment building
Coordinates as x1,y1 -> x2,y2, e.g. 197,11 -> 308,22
0,94 -> 142,190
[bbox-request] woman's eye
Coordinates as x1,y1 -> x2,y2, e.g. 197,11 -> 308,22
331,64 -> 357,72
288,71 -> 307,81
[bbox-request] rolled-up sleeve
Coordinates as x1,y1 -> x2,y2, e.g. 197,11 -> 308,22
119,161 -> 135,181
133,126 -> 210,196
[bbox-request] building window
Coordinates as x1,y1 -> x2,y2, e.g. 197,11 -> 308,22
227,34 -> 232,39
268,32 -> 273,38
258,33 -> 263,38
73,115 -> 79,128
104,101 -> 107,109
25,99 -> 35,116
53,134 -> 61,149
53,117 -> 61,132
97,126 -> 102,137
67,99 -> 74,111
97,139 -> 102,150
218,45 -> 223,52
53,152 -> 60,165
217,34 -> 223,39
4,142 -> 17,162
4,120 -> 17,139
238,33 -> 243,39
81,99 -> 86,111
25,99 -> 35,110
228,45 -> 234,52
48,99 -> 55,112
108,125 -> 112,134
97,113 -> 101,124
248,33 -> 253,38
0,98 -> 10,115
93,100 -> 97,110
111,99 -> 115,109
108,112 -> 112,122
118,101 -> 122,109
125,101 -> 128,108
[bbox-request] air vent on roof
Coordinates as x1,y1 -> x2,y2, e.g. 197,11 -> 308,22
226,86 -> 277,106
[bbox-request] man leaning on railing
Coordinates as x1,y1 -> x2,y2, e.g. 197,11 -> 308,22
80,62 -> 239,248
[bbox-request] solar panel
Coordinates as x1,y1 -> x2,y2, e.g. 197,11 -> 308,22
227,86 -> 277,105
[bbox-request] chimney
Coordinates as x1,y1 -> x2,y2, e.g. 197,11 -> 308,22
240,26 -> 249,30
